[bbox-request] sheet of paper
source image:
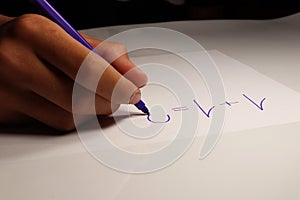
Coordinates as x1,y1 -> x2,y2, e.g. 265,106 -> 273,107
82,50 -> 300,154
210,50 -> 300,132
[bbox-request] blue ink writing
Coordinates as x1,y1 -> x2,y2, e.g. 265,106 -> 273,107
220,101 -> 239,106
146,93 -> 267,123
242,94 -> 266,111
172,106 -> 189,111
193,99 -> 215,118
147,114 -> 171,123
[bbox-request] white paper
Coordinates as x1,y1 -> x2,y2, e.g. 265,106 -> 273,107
93,49 -> 300,152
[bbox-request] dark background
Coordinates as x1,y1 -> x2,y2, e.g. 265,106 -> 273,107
1,0 -> 300,30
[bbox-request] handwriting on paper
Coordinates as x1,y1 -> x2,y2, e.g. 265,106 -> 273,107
146,93 -> 266,123
147,114 -> 171,123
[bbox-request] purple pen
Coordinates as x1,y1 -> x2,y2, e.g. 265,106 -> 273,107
31,0 -> 150,115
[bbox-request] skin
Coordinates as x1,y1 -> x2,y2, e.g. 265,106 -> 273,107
0,14 -> 148,131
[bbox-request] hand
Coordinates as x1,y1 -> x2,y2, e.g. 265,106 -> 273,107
0,14 -> 147,131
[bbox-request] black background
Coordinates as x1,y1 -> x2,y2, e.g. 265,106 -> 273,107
1,0 -> 300,29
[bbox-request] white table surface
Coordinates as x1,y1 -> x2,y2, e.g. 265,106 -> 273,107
1,13 -> 300,200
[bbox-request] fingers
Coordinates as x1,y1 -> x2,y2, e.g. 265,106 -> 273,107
0,82 -> 120,131
14,14 -> 141,105
29,58 -> 120,115
0,84 -> 32,125
81,33 -> 148,88
12,14 -> 90,79
0,30 -> 119,116
73,51 -> 141,104
19,49 -> 120,115
18,90 -> 78,131
107,50 -> 148,88
0,80 -> 73,131
0,14 -> 148,130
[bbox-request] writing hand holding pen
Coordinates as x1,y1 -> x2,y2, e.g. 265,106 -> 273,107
0,14 -> 148,131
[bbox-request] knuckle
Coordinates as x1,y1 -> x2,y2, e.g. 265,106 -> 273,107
113,42 -> 127,50
9,14 -> 54,39
8,14 -> 39,36
112,42 -> 128,54
105,42 -> 128,56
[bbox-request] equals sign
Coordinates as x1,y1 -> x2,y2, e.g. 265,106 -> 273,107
171,106 -> 189,112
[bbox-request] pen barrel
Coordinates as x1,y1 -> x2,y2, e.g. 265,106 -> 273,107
32,0 -> 94,50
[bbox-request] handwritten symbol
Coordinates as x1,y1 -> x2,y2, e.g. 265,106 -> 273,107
193,99 -> 215,118
146,93 -> 267,123
242,94 -> 266,111
171,106 -> 189,111
220,101 -> 239,106
147,114 -> 171,123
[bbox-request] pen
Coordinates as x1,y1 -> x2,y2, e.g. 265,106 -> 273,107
31,0 -> 150,115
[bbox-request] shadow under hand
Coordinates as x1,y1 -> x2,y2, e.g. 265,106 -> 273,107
0,112 -> 147,163
0,121 -> 68,136
76,112 -> 147,132
0,112 -> 147,136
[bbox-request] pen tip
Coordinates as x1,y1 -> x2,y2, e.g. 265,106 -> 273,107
142,107 -> 150,116
134,100 -> 150,115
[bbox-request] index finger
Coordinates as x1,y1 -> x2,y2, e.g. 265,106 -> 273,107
81,34 -> 148,88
